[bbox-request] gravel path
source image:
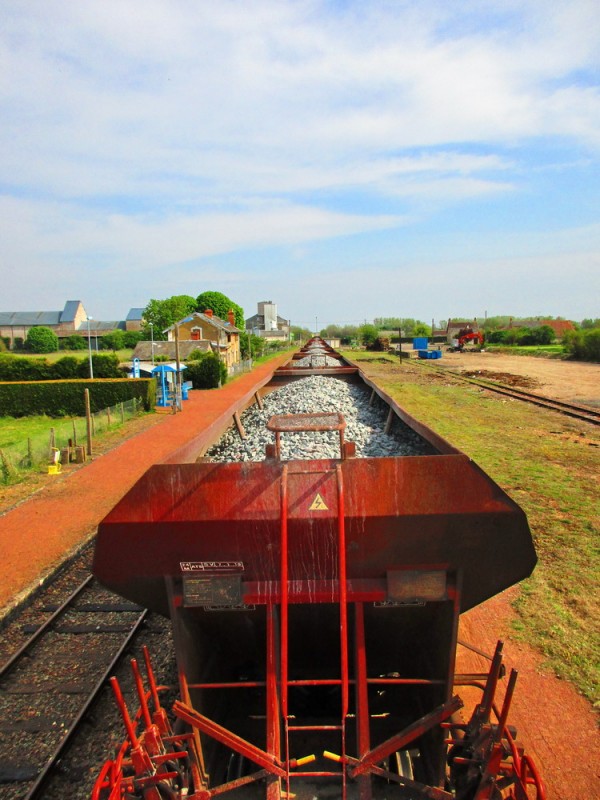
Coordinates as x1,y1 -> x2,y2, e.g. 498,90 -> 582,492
207,376 -> 434,462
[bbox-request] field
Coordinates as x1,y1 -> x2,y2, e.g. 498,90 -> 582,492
343,350 -> 600,705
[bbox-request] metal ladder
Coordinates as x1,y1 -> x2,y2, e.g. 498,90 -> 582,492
278,460 -> 349,799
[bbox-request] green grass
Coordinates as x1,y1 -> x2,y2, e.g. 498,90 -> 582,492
342,351 -> 600,704
485,344 -> 565,357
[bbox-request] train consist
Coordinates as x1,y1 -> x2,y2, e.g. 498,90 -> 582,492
92,339 -> 545,800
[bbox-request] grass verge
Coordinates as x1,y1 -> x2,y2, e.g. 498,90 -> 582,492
344,351 -> 599,705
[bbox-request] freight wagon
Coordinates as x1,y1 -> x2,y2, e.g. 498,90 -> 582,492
92,339 -> 544,800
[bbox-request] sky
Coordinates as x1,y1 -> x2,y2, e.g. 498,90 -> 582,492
1,0 -> 599,329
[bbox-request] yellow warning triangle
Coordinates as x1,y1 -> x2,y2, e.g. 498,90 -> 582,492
309,493 -> 329,511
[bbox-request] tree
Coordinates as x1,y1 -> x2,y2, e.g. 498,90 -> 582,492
101,330 -> 126,351
358,324 -> 379,347
143,295 -> 197,340
123,331 -> 143,348
25,326 -> 59,353
196,291 -> 244,329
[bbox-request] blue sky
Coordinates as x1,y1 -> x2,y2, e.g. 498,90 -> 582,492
1,0 -> 599,328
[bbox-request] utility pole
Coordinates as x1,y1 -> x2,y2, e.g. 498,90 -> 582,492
175,323 -> 182,411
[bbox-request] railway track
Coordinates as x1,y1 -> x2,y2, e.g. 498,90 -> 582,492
417,361 -> 600,426
0,549 -> 150,800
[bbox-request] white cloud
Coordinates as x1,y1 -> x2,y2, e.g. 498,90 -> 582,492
1,1 -> 599,319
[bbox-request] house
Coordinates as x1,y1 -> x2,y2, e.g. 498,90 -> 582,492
0,300 -> 145,347
245,300 -> 290,341
505,318 -> 575,340
163,309 -> 241,372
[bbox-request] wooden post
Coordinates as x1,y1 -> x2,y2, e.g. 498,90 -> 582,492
369,389 -> 376,406
384,408 -> 394,434
120,402 -> 125,424
85,389 -> 93,457
254,391 -> 264,410
107,406 -> 111,427
233,411 -> 246,440
49,428 -> 55,460
72,418 -> 77,447
27,437 -> 33,467
398,327 -> 402,366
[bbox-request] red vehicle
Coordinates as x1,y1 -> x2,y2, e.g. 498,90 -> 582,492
451,329 -> 484,351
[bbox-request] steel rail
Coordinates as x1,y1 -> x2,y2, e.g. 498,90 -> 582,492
0,573 -> 94,680
22,608 -> 149,800
417,361 -> 600,426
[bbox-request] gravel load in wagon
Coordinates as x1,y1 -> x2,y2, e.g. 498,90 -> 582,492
206,375 -> 434,462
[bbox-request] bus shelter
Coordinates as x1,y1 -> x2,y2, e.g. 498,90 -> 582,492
151,363 -> 188,407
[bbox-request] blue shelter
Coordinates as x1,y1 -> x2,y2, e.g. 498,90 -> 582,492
151,363 -> 188,407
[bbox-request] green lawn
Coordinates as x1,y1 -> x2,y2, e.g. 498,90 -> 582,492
343,351 -> 600,704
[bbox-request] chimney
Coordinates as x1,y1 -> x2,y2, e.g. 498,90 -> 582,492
205,308 -> 213,318
228,309 -> 235,326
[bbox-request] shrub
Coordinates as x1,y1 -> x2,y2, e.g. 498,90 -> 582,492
186,350 -> 208,362
0,379 -> 155,417
60,334 -> 88,351
101,330 -> 125,351
25,326 -> 59,353
52,356 -> 80,379
0,354 -> 52,381
563,328 -> 600,361
185,353 -> 226,388
76,352 -> 121,379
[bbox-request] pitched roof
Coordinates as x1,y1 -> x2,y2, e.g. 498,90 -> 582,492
60,300 -> 83,323
166,311 -> 241,334
126,308 -> 145,321
131,340 -> 213,361
0,310 -> 62,326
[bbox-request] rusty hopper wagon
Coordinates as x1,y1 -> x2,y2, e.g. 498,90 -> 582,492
92,342 -> 545,800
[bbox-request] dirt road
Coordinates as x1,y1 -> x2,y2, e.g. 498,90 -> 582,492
439,351 -> 600,406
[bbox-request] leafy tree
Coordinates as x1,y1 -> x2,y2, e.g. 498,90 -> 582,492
240,332 -> 266,359
196,291 -> 244,329
143,295 -> 197,340
358,323 -> 379,347
25,326 -> 59,353
413,323 -> 431,336
123,331 -> 143,348
580,318 -> 600,330
60,334 -> 87,351
101,330 -> 126,351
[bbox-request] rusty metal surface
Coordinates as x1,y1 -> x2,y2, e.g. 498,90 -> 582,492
267,412 -> 346,433
93,454 -> 535,617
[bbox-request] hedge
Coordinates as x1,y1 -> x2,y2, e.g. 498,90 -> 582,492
0,352 -> 121,381
0,378 -> 156,417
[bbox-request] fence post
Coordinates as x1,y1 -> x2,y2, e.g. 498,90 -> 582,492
85,388 -> 93,457
107,406 -> 111,427
27,438 -> 33,468
72,418 -> 77,447
120,402 -> 125,424
49,428 -> 55,461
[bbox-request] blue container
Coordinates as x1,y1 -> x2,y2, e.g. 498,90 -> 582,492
413,337 -> 428,350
